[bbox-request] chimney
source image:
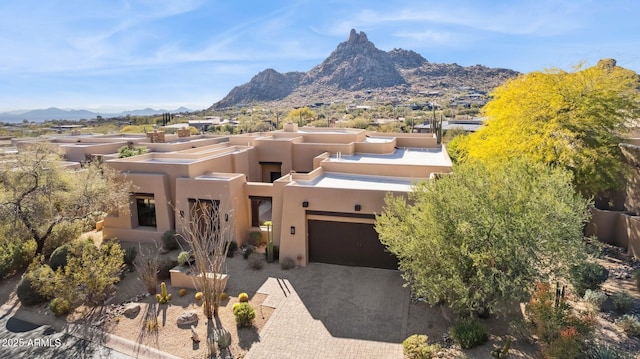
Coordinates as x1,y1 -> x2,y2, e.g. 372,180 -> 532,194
284,123 -> 299,133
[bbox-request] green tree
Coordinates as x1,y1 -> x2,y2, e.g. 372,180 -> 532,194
376,159 -> 590,316
0,143 -> 131,255
285,107 -> 316,126
456,59 -> 640,196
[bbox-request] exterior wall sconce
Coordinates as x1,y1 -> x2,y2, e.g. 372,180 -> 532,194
179,210 -> 184,218
224,213 -> 229,222
290,226 -> 296,235
302,201 -> 309,208
354,204 -> 361,211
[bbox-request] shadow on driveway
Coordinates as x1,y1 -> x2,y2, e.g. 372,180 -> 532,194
225,256 -> 409,343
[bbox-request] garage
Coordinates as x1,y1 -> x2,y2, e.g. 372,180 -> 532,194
308,218 -> 398,269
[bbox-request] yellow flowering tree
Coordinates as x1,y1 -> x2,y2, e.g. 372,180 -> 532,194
456,59 -> 640,196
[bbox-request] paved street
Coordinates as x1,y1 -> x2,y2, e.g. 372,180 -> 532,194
0,309 -> 133,359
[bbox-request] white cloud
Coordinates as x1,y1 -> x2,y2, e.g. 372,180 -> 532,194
391,30 -> 453,43
324,0 -> 585,38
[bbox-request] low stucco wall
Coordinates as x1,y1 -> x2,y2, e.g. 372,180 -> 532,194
586,208 -> 640,259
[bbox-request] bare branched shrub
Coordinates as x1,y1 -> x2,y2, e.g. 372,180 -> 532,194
135,243 -> 159,295
247,252 -> 265,270
176,199 -> 232,319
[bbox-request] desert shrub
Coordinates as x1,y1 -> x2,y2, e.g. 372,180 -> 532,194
32,238 -> 125,307
248,230 -> 262,247
569,262 -> 609,296
264,244 -> 279,261
587,343 -> 631,359
238,292 -> 249,302
177,251 -> 190,266
402,334 -> 441,359
543,327 -> 581,359
220,292 -> 228,300
584,289 -> 608,311
507,319 -> 532,342
161,230 -> 178,251
135,249 -> 159,294
233,302 -> 256,327
118,145 -> 147,158
248,252 -> 265,270
48,244 -> 70,271
242,246 -> 254,259
195,292 -> 203,301
526,282 -> 595,354
41,221 -> 83,258
527,283 -> 569,344
157,259 -> 177,280
226,241 -> 238,257
179,289 -> 187,297
634,270 -> 640,292
449,317 -> 488,349
0,236 -> 36,278
281,257 -> 296,270
16,267 -> 50,306
123,246 -> 138,267
616,315 -> 640,337
611,292 -> 634,314
146,317 -> 159,331
49,298 -> 72,316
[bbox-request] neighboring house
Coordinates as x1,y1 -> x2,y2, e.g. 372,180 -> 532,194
21,124 -> 452,268
415,117 -> 485,134
587,138 -> 640,259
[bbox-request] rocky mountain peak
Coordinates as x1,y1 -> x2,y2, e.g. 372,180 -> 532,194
347,29 -> 370,45
210,30 -> 519,110
302,29 -> 405,91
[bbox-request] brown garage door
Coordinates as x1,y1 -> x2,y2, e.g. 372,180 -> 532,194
308,219 -> 398,269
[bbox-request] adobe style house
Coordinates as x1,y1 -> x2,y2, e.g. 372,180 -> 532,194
29,124 -> 452,268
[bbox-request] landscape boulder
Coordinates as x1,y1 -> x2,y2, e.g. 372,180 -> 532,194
177,311 -> 199,327
123,303 -> 141,318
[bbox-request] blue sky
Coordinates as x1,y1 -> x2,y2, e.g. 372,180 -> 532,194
0,0 -> 638,112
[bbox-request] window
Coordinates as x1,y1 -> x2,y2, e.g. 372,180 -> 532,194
250,196 -> 272,227
188,199 -> 220,235
135,194 -> 156,227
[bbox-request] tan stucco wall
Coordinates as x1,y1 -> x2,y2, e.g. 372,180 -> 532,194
253,137 -> 299,176
174,174 -> 250,245
277,177 -> 409,266
103,173 -> 172,242
292,143 -> 355,172
143,136 -> 226,152
319,160 -> 450,179
90,129 -> 454,262
60,142 -> 127,162
354,139 -> 396,154
374,132 -> 438,148
586,208 -> 640,259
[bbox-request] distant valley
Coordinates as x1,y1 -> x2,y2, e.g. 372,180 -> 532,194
0,106 -> 193,123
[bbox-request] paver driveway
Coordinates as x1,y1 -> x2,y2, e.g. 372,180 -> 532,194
225,259 -> 410,359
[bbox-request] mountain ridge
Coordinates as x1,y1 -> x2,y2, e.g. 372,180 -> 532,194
0,106 -> 193,123
210,29 -> 519,109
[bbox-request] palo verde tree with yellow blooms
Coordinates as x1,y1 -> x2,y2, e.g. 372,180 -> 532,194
453,59 -> 640,196
285,107 -> 317,126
